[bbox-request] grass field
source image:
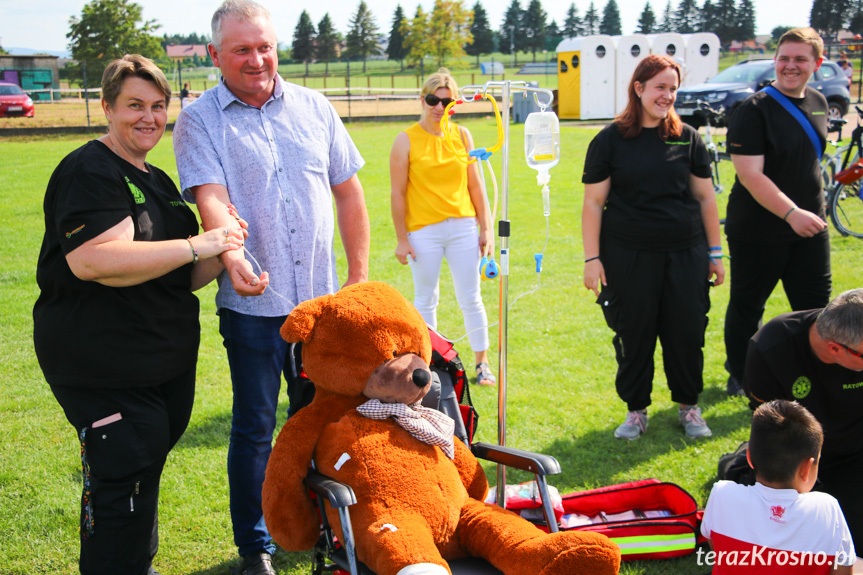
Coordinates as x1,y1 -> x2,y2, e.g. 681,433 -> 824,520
1,120 -> 860,575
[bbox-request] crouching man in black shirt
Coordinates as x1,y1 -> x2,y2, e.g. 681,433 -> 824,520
744,288 -> 863,551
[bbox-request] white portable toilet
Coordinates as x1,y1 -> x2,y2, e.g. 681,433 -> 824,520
682,33 -> 720,86
648,33 -> 687,85
649,33 -> 686,61
556,35 -> 616,120
614,34 -> 650,115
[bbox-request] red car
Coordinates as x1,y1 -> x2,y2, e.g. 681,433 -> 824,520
0,82 -> 35,118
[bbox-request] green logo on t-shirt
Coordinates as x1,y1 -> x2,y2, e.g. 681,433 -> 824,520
811,111 -> 826,116
665,141 -> 688,145
125,176 -> 146,204
792,376 -> 812,399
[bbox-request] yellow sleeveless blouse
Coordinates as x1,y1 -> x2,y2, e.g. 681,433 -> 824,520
404,122 -> 476,232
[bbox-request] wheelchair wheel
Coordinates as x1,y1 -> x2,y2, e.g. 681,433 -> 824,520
829,181 -> 863,238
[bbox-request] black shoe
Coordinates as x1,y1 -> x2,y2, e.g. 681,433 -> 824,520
726,375 -> 746,397
241,552 -> 276,575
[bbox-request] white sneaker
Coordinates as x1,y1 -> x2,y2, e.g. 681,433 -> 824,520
679,406 -> 712,438
614,410 -> 648,440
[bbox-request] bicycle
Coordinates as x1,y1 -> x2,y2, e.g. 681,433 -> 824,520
824,109 -> 863,238
820,112 -> 856,195
695,100 -> 732,195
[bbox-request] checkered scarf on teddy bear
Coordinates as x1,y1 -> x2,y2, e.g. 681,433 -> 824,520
356,399 -> 455,459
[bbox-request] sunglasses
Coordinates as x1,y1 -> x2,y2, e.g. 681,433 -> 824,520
838,342 -> 863,359
424,94 -> 454,108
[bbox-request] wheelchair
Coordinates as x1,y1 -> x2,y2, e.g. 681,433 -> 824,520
302,365 -> 564,575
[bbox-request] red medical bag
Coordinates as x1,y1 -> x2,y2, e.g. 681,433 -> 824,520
557,479 -> 700,561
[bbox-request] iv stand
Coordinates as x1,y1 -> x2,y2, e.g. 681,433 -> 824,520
459,81 -> 555,508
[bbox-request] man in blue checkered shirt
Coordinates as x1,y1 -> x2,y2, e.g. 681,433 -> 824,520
173,1 -> 369,573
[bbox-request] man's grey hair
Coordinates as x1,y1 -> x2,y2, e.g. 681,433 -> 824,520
211,0 -> 272,51
816,288 -> 863,347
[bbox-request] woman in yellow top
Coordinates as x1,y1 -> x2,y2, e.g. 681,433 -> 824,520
390,68 -> 496,386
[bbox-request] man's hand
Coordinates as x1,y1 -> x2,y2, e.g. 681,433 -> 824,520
786,208 -> 828,237
222,253 -> 269,296
193,184 -> 269,297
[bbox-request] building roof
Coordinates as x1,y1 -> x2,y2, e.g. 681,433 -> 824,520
166,45 -> 208,59
0,53 -> 59,59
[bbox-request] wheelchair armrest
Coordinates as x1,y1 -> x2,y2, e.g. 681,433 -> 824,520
304,469 -> 357,509
470,442 -> 562,476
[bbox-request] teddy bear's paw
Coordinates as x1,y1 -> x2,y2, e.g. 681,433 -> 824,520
536,535 -> 621,575
396,563 -> 449,575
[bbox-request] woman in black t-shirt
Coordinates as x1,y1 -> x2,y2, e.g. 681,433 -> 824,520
33,55 -> 244,575
581,55 -> 725,442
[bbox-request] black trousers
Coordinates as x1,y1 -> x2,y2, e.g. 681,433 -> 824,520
817,455 -> 863,553
50,368 -> 195,575
598,242 -> 710,411
723,234 -> 831,381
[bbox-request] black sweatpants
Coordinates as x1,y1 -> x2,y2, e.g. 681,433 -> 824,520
723,234 -> 831,381
598,242 -> 711,411
817,455 -> 863,553
50,368 -> 195,575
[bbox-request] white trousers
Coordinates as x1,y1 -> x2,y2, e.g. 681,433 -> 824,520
408,217 -> 489,353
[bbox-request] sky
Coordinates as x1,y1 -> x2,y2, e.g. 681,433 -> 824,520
0,0 -> 814,54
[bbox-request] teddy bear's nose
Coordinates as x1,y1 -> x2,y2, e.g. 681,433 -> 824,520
412,369 -> 431,388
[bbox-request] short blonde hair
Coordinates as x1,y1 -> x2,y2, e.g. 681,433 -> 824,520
101,55 -> 171,108
421,67 -> 458,98
776,27 -> 823,61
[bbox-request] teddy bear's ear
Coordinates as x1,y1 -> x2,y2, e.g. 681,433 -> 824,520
281,295 -> 331,343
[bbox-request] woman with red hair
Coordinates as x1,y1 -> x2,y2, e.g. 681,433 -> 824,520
581,54 -> 725,441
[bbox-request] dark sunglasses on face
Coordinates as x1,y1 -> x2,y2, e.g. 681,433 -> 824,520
424,94 -> 454,108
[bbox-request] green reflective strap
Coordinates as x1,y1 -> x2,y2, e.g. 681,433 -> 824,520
610,532 -> 695,555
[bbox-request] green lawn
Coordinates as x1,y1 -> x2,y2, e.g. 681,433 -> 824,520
1,121 -> 860,575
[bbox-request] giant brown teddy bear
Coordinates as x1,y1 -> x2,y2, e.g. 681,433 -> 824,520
262,281 -> 620,575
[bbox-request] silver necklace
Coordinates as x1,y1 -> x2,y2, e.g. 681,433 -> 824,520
107,134 -> 148,172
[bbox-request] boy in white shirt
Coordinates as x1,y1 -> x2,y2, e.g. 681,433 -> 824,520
701,400 -> 854,574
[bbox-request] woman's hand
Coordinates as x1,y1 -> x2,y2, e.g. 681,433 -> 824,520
479,227 -> 494,259
395,238 -> 415,265
584,259 -> 606,298
189,227 -> 244,261
227,203 -> 249,241
709,259 -> 726,287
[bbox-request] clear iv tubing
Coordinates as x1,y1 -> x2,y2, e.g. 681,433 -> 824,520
242,246 -> 297,308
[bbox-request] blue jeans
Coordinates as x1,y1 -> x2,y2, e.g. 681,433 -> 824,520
219,309 -> 314,558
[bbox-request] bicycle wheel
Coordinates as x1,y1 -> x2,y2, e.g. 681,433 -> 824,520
829,181 -> 863,238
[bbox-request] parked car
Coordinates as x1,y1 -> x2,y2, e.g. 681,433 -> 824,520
0,82 -> 35,118
675,58 -> 851,128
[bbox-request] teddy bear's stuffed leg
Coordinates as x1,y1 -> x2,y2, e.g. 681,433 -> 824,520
337,507 -> 454,575
456,498 -> 621,575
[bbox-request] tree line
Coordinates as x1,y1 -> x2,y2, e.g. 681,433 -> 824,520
290,0 -> 759,71
810,0 -> 863,38
59,0 -> 859,89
